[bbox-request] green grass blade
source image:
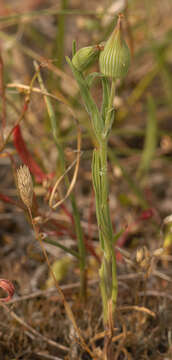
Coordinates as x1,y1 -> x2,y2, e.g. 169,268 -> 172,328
33,61 -> 65,172
43,237 -> 80,259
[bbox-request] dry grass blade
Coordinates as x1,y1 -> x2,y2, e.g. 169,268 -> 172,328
112,331 -> 132,344
118,305 -> 156,318
90,330 -> 132,344
49,127 -> 82,209
1,303 -> 69,353
7,83 -> 70,107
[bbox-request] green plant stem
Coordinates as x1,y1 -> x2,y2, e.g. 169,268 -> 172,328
56,0 -> 68,70
96,140 -> 118,328
93,79 -> 118,329
49,0 -> 68,89
67,56 -> 117,328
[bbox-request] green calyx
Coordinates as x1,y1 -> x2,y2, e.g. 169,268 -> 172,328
72,45 -> 101,72
99,16 -> 130,79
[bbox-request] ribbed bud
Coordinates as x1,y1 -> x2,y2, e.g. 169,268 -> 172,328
72,45 -> 101,72
99,15 -> 130,79
17,165 -> 33,209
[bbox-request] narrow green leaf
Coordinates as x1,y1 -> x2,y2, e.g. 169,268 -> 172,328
112,229 -> 125,244
66,56 -> 103,141
33,60 -> 65,171
43,237 -> 80,259
72,40 -> 77,56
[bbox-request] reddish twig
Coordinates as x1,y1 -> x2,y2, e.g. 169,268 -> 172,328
0,98 -> 30,153
60,203 -> 74,225
0,193 -> 24,209
13,124 -> 53,183
0,279 -> 15,302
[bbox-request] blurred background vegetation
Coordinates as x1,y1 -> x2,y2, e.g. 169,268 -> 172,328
0,0 -> 172,359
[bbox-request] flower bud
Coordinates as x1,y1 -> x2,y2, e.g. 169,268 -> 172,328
99,15 -> 130,79
72,45 -> 101,72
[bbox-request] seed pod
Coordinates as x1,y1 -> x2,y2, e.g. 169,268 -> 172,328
99,15 -> 130,79
72,45 -> 100,72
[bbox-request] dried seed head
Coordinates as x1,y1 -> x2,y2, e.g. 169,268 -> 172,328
17,165 -> 33,209
99,15 -> 130,79
136,246 -> 150,270
136,247 -> 144,264
140,258 -> 150,270
72,45 -> 100,72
